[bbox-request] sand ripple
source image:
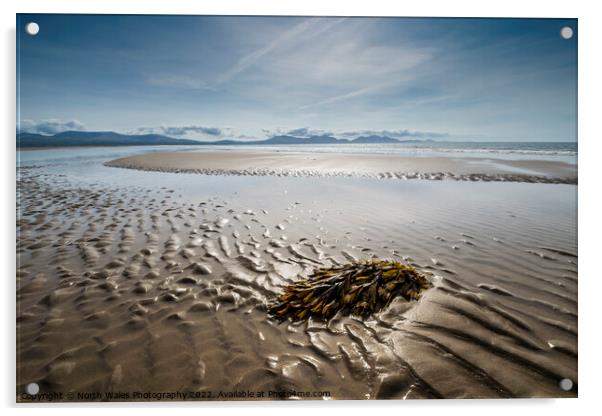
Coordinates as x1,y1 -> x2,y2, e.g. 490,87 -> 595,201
16,164 -> 577,400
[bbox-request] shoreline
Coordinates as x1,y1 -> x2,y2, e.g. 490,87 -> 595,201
105,151 -> 577,184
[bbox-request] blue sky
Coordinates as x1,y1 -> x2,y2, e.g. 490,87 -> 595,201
17,15 -> 577,141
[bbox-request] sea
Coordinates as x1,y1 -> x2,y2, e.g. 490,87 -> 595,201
201,141 -> 577,162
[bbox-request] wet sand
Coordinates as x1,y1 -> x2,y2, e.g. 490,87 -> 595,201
17,151 -> 577,401
106,151 -> 577,184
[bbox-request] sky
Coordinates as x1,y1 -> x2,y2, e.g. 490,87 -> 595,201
17,15 -> 577,142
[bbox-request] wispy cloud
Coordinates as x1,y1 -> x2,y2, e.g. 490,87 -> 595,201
19,119 -> 85,135
216,18 -> 346,84
298,86 -> 377,110
229,18 -> 434,113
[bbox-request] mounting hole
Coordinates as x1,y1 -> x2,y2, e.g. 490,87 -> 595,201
560,26 -> 573,40
25,22 -> 39,36
559,378 -> 573,391
25,382 -> 39,395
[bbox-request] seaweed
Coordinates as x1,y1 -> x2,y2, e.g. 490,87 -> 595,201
268,259 -> 432,321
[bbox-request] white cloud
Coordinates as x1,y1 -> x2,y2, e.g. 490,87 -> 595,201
262,127 -> 334,138
19,119 -> 85,135
132,125 -> 249,140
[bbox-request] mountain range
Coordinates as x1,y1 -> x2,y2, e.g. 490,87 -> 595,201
17,131 -> 434,148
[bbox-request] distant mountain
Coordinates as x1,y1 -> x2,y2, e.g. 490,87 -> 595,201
16,130 -> 435,148
17,131 -> 203,147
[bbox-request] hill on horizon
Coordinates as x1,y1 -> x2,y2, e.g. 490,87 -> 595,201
16,130 -> 433,148
17,131 -> 203,148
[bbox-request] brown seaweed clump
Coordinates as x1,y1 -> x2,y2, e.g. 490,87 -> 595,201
269,259 -> 432,321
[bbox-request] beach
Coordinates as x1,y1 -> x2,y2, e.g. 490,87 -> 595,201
16,146 -> 578,400
105,150 -> 577,184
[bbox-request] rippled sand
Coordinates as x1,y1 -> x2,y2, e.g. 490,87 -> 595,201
16,159 -> 577,401
106,151 -> 577,184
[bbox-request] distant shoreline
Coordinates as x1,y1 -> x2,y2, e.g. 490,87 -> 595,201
16,130 -> 577,149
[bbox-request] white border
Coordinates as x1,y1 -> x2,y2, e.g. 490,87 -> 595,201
2,1 -> 601,415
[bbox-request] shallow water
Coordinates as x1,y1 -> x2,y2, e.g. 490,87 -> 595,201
16,147 -> 577,400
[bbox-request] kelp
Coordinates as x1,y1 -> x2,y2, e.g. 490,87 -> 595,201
268,259 -> 432,321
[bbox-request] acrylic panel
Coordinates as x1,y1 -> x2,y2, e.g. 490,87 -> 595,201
16,14 -> 577,402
